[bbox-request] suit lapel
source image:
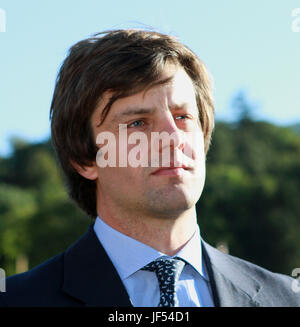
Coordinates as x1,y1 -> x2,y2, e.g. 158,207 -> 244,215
63,225 -> 132,307
202,241 -> 262,307
62,225 -> 263,307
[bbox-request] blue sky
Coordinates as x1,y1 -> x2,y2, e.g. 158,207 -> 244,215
0,0 -> 300,156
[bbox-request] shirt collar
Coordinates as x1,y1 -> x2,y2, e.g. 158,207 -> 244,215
93,216 -> 208,281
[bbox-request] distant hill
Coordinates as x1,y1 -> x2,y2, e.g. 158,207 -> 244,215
289,123 -> 300,136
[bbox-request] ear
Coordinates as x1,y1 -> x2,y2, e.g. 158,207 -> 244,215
71,161 -> 99,181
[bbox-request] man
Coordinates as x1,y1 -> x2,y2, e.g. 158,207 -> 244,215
0,29 -> 299,307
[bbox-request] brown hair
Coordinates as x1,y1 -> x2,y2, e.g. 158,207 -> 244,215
50,29 -> 215,218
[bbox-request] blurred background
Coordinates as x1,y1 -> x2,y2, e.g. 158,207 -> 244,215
0,0 -> 299,276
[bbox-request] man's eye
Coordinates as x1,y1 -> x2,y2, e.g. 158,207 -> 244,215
128,120 -> 145,128
175,115 -> 190,120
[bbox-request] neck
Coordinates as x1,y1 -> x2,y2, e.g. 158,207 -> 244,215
97,206 -> 198,256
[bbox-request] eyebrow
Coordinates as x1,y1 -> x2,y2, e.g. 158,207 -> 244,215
119,107 -> 155,117
111,104 -> 189,122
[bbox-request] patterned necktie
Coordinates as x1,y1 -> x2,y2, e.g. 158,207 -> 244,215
141,257 -> 185,307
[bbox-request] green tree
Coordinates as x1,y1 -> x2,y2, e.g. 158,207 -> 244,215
0,184 -> 37,275
198,93 -> 300,274
0,140 -> 90,275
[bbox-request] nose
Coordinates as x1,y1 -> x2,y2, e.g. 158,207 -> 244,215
154,111 -> 185,152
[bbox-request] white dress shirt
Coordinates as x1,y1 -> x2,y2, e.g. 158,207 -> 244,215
93,217 -> 215,307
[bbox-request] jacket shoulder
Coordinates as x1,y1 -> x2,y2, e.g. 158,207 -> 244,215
0,252 -> 80,307
204,242 -> 300,306
242,259 -> 299,306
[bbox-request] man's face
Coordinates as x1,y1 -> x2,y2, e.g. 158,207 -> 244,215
91,64 -> 206,219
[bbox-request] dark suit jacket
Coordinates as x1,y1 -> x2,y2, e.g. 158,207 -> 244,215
0,225 -> 299,307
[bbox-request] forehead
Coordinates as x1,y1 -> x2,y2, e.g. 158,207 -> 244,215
145,66 -> 196,105
92,65 -> 197,125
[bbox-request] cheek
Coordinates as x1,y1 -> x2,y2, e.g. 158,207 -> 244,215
194,137 -> 205,162
182,129 -> 205,161
122,136 -> 151,168
98,166 -> 144,192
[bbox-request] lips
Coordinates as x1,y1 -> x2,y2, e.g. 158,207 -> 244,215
151,164 -> 192,176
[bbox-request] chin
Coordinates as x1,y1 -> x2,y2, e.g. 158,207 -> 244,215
144,190 -> 199,218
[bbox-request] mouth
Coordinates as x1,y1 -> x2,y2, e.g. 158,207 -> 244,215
151,164 -> 192,176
